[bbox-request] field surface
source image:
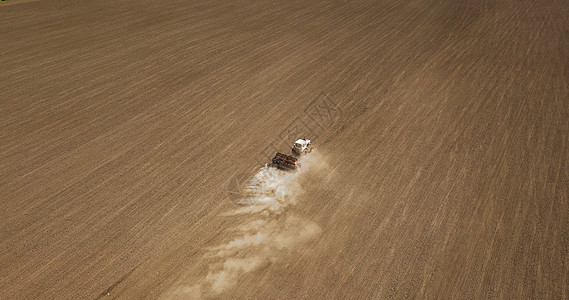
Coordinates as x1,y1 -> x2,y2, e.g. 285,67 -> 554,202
1,0 -> 568,298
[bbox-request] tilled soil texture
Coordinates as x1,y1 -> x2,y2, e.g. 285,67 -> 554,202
1,0 -> 568,299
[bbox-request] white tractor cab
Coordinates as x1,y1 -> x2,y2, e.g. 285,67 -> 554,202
292,138 -> 313,156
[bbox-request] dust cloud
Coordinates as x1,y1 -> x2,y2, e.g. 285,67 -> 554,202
167,152 -> 328,299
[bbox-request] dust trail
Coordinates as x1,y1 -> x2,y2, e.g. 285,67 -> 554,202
167,153 -> 327,299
